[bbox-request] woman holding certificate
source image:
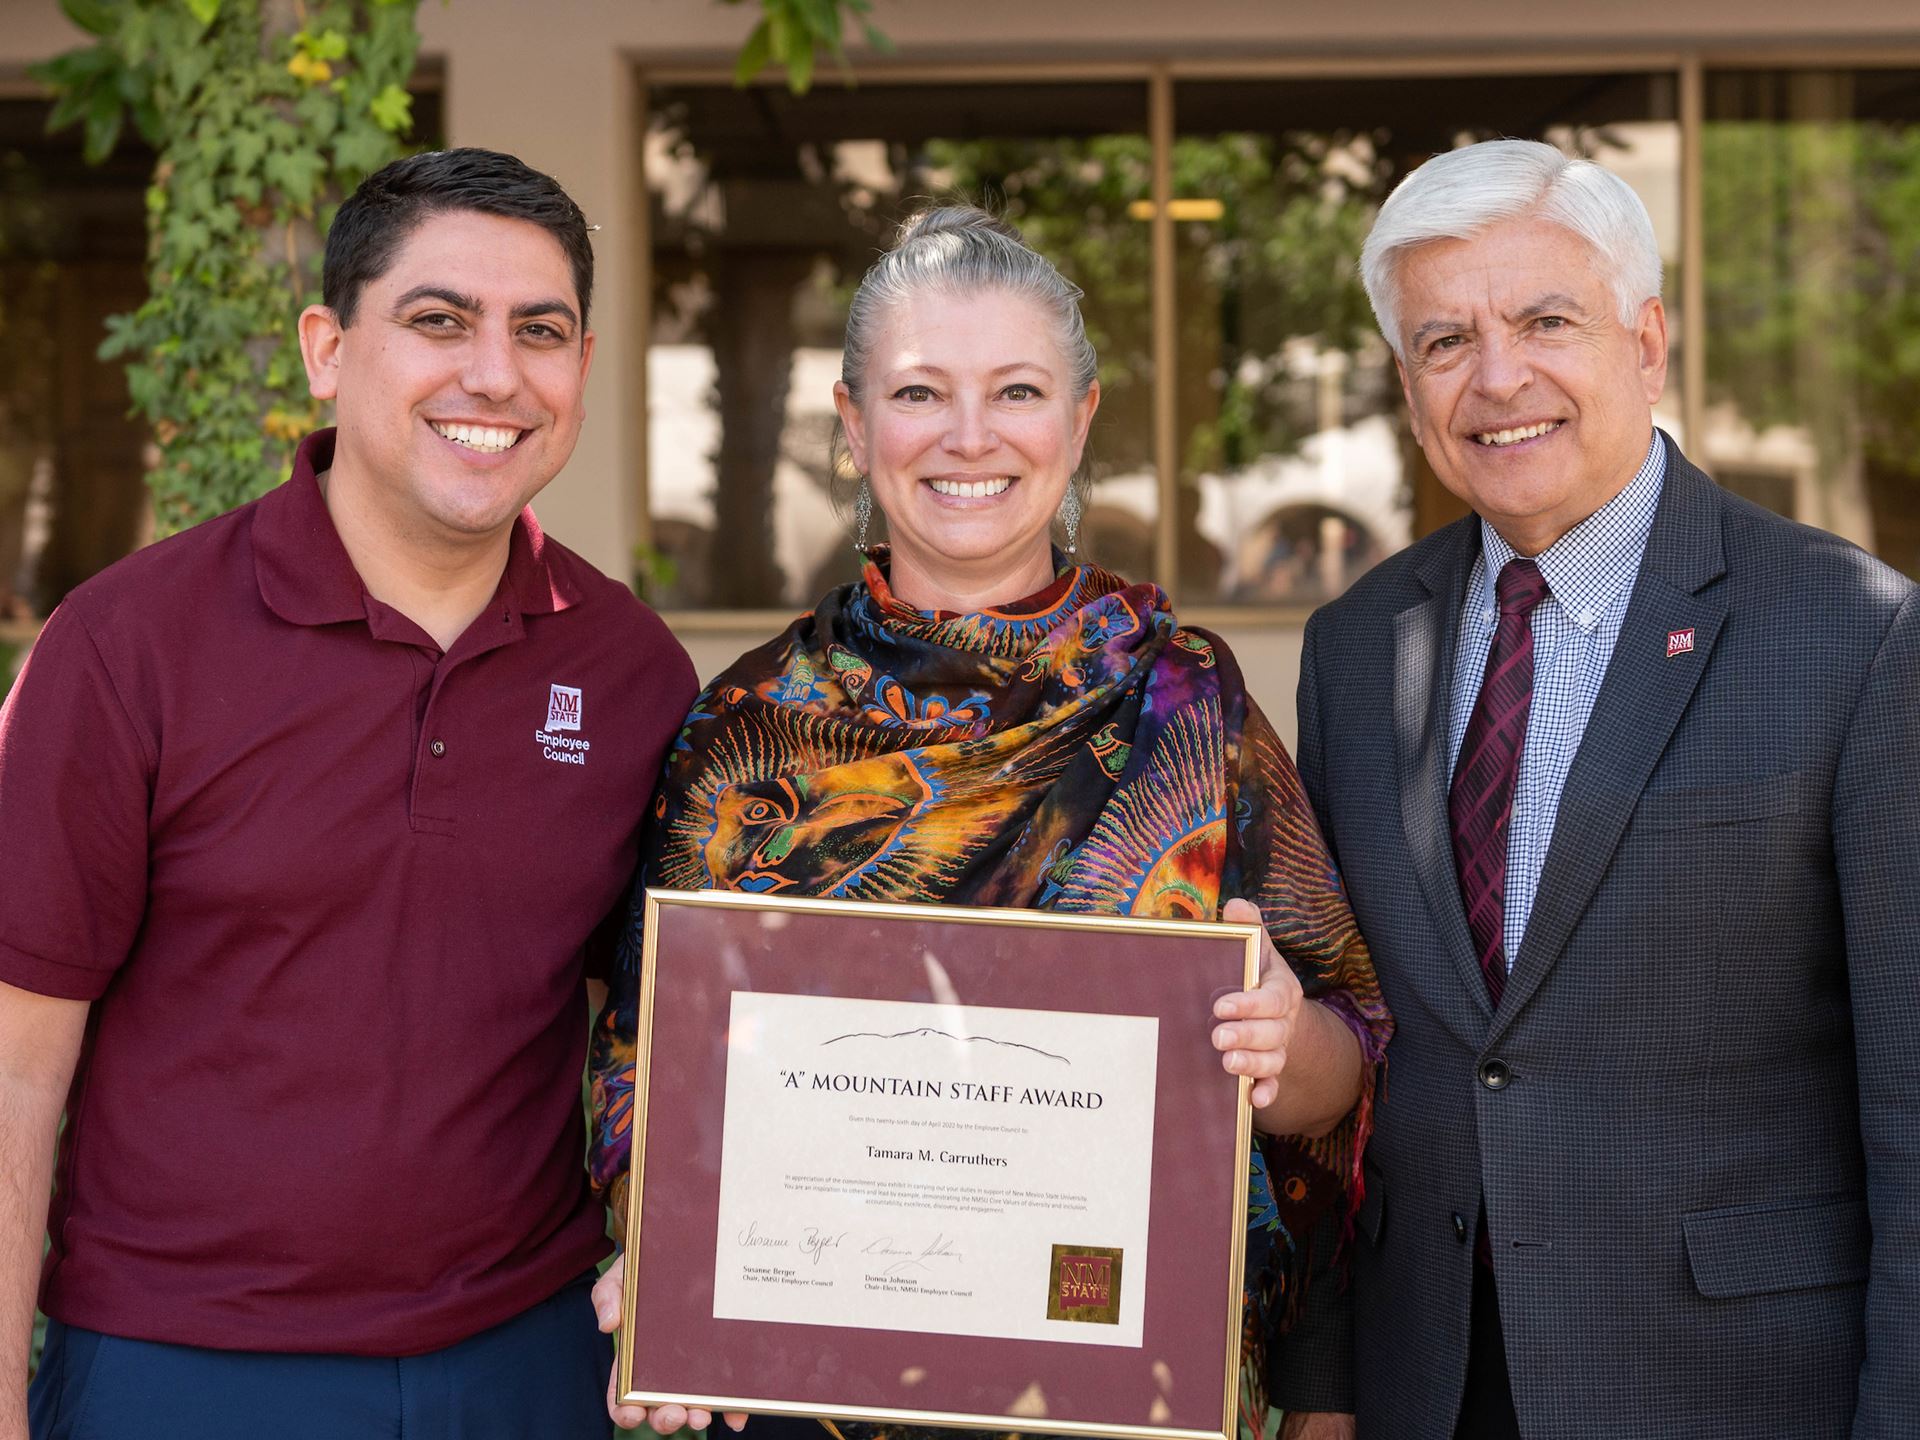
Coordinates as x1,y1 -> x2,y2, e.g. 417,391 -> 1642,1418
588,206 -> 1390,1437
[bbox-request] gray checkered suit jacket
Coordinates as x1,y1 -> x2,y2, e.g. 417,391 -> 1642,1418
1280,436 -> 1919,1437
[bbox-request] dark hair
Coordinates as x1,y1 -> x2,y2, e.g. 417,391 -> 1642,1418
322,148 -> 595,329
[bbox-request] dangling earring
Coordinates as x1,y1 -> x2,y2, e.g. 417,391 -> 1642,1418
853,477 -> 873,552
1059,484 -> 1083,557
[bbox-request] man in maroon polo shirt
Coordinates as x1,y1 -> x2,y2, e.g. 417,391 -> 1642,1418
0,149 -> 696,1440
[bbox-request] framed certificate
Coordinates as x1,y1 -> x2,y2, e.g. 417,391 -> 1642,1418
617,889 -> 1260,1440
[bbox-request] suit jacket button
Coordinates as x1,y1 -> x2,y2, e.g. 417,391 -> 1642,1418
1452,1212 -> 1468,1243
1479,1058 -> 1511,1089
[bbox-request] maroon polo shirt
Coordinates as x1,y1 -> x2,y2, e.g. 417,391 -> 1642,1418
0,430 -> 696,1355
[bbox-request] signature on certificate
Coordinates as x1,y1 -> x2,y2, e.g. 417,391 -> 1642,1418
735,1219 -> 856,1266
862,1231 -> 964,1277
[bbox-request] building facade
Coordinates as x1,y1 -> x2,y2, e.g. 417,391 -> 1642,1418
6,1 -> 1920,737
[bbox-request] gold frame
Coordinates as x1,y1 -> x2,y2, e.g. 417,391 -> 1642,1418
617,887 -> 1261,1440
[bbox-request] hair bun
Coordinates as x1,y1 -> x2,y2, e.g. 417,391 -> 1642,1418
893,203 -> 1026,248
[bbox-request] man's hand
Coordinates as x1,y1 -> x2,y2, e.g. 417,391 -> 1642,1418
593,1255 -> 746,1434
1279,1413 -> 1355,1440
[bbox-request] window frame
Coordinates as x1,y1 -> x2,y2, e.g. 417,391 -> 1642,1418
631,48 -> 1920,627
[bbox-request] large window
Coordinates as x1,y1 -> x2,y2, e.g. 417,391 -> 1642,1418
7,57 -> 1920,638
642,66 -> 1703,611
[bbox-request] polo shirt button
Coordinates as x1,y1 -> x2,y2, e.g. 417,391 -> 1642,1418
1479,1058 -> 1511,1090
430,739 -> 446,757
1453,1212 -> 1468,1243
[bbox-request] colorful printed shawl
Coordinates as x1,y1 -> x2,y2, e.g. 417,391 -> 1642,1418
588,552 -> 1390,1421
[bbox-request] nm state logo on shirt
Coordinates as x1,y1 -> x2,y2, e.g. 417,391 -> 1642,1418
546,684 -> 583,731
536,684 -> 591,767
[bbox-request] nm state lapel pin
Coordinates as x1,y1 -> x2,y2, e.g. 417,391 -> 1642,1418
1666,627 -> 1696,658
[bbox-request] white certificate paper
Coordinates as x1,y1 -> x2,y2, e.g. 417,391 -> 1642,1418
712,991 -> 1159,1347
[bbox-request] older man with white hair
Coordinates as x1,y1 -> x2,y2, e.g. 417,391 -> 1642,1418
1279,138 -> 1918,1438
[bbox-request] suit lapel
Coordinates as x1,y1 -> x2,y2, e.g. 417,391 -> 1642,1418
1492,441 -> 1729,1040
1394,519 -> 1491,1028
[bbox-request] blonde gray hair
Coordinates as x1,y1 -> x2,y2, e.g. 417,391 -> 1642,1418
832,204 -> 1099,522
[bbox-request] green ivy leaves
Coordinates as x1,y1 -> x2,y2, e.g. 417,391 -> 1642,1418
39,0 -> 420,533
369,83 -> 412,133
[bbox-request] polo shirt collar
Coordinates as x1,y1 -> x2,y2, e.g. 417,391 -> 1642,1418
253,428 -> 586,630
1471,428 -> 1666,634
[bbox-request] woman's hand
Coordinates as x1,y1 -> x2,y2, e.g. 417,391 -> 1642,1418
1211,898 -> 1363,1135
1210,897 -> 1306,1110
594,1255 -> 748,1433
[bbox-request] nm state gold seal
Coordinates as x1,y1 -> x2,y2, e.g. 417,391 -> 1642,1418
1046,1244 -> 1124,1325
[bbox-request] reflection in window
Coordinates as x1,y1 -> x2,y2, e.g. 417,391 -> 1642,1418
645,84 -> 1150,610
1172,74 -> 1682,604
1703,69 -> 1920,580
0,100 -> 153,622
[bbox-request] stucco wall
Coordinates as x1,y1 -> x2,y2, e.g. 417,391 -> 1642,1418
3,5 -> 91,64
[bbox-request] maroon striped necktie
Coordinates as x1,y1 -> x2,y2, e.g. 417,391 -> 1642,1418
1449,557 -> 1551,1008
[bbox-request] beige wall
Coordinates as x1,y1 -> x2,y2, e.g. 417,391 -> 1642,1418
416,0 -> 1920,61
3,6 -> 89,65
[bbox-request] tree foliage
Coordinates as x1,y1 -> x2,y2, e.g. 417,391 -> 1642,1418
726,0 -> 891,94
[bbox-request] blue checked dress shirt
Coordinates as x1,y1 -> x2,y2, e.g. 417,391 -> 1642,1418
1447,431 -> 1666,970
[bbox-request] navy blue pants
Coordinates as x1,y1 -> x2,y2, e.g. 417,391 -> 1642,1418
29,1273 -> 613,1440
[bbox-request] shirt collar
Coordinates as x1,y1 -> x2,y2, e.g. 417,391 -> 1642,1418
1470,429 -> 1667,634
253,428 -> 584,629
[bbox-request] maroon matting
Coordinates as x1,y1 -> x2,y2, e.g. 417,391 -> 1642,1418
625,896 -> 1251,1435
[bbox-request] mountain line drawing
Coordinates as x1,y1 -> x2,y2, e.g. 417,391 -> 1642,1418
818,1027 -> 1070,1066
